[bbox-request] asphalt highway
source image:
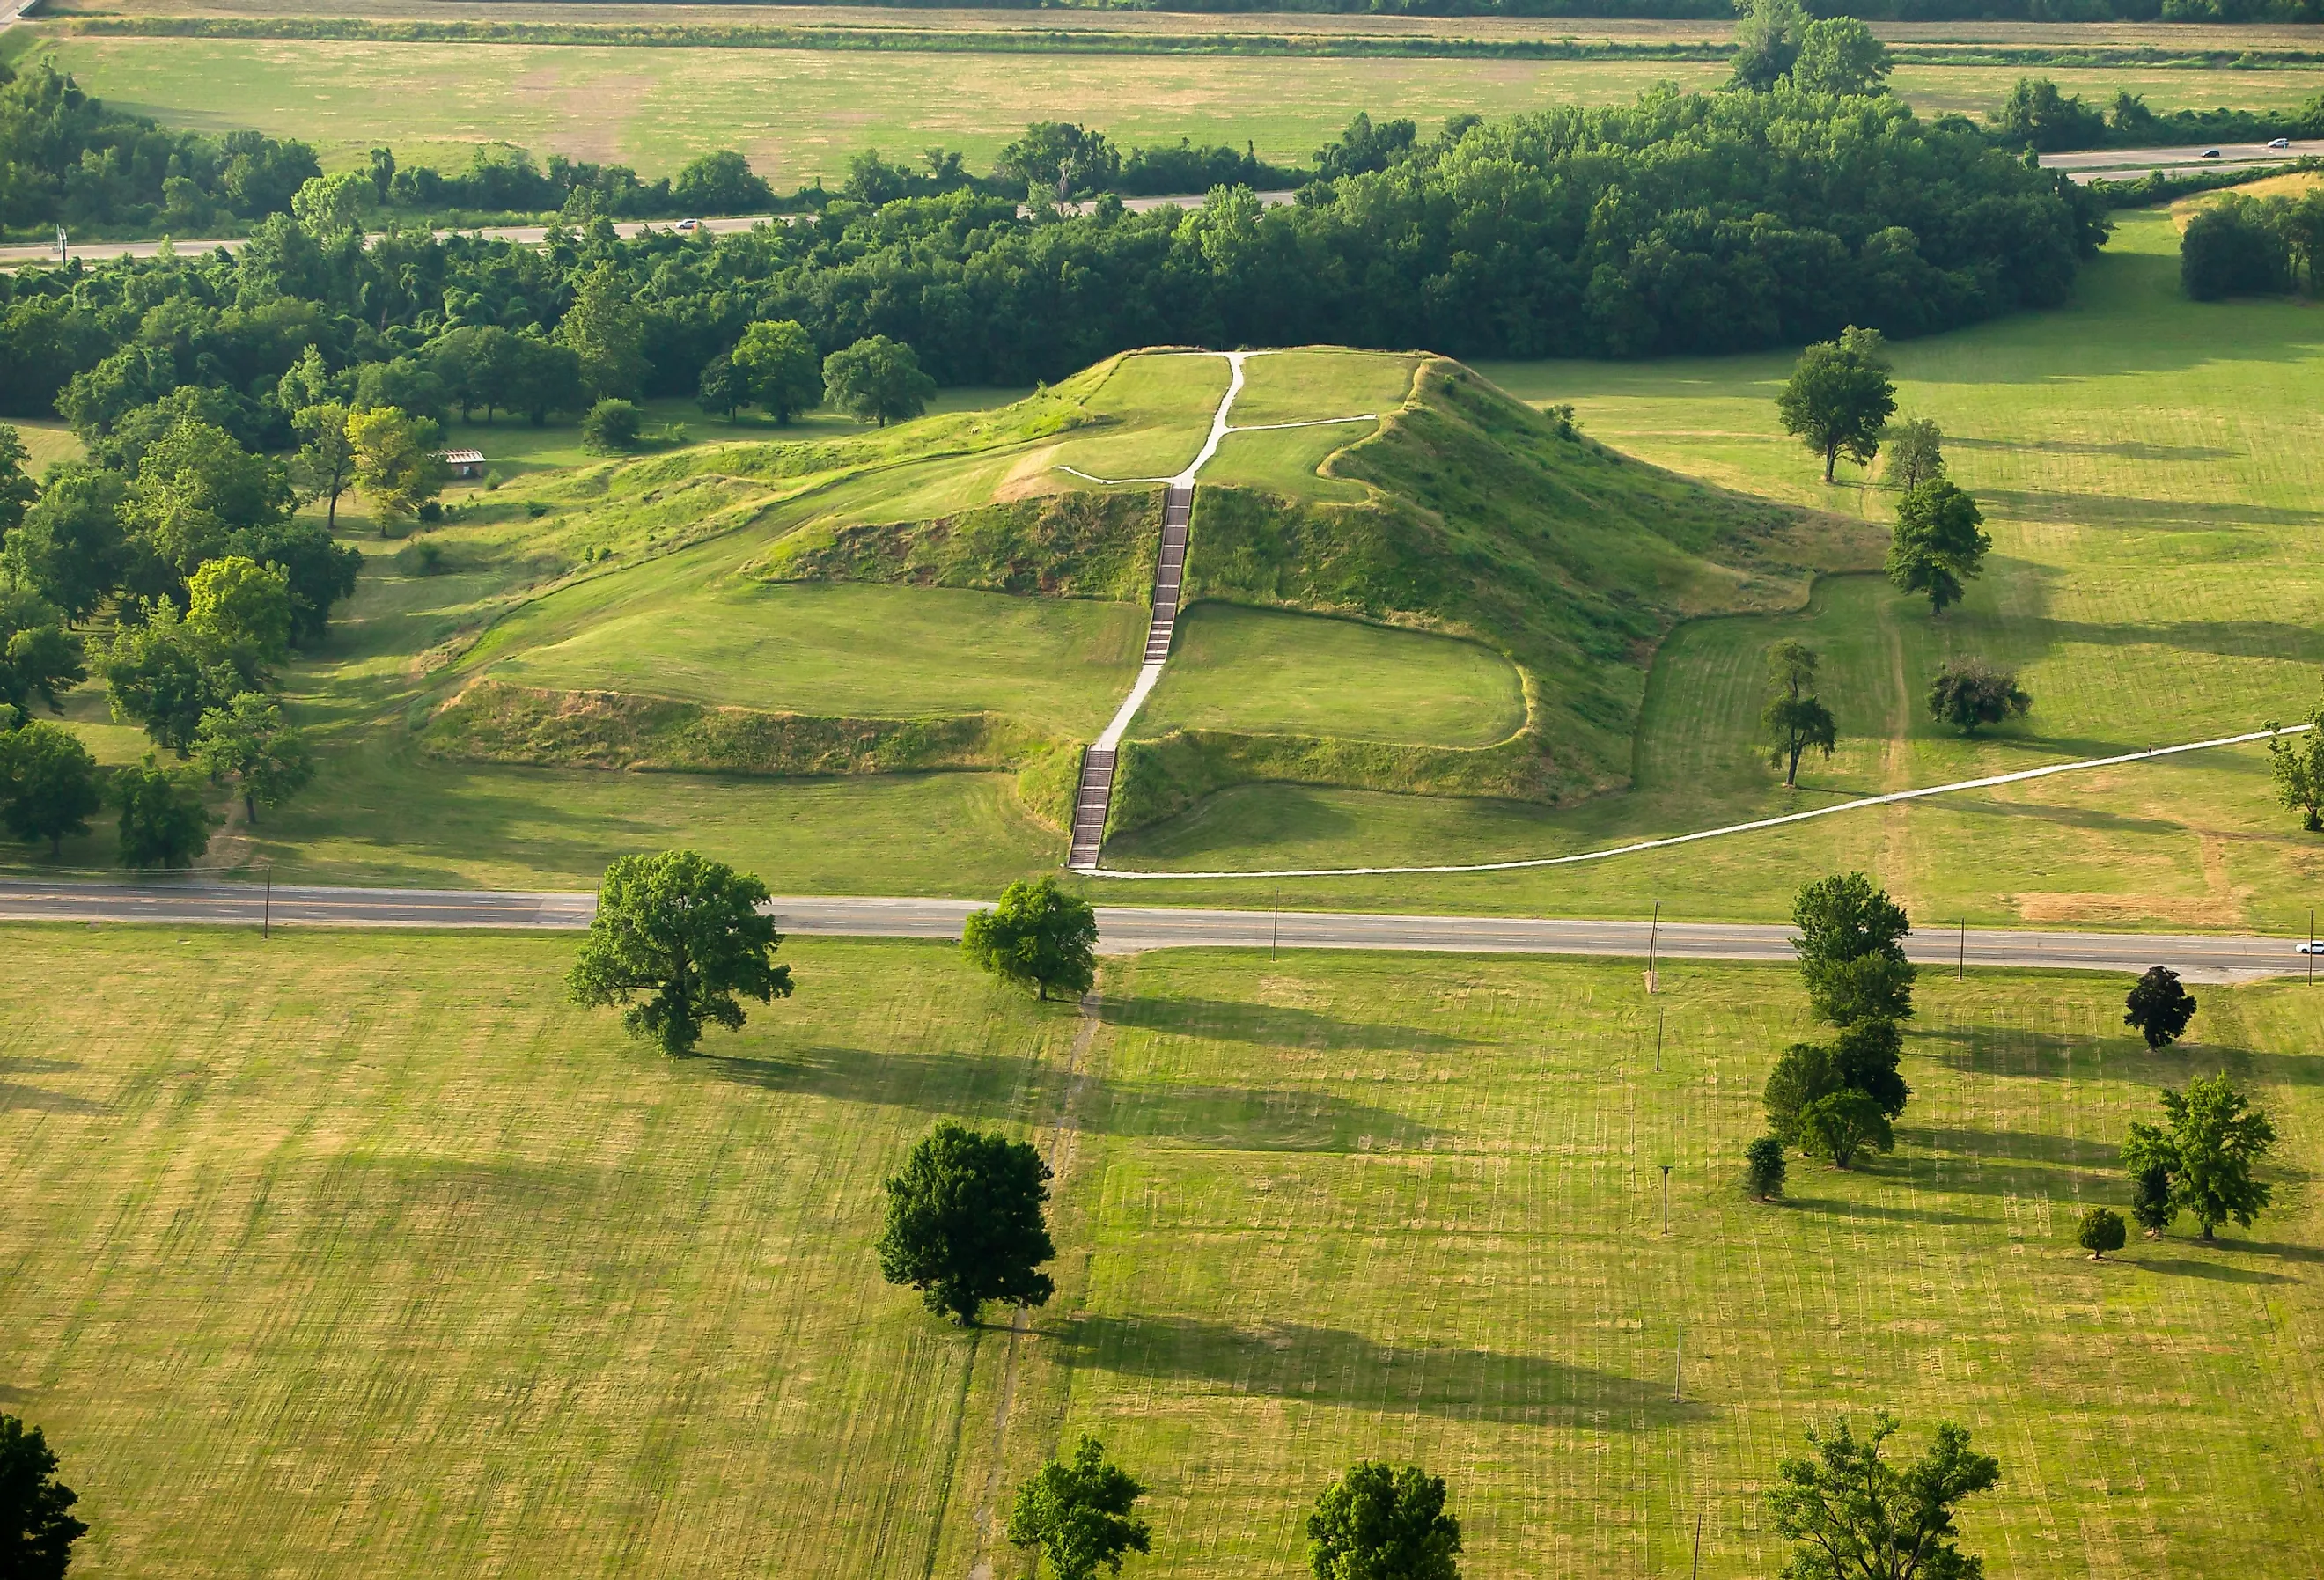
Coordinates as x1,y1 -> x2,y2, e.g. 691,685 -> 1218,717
2,878 -> 2309,981
2041,139 -> 2318,184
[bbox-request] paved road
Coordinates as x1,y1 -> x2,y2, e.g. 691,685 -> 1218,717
0,189 -> 1276,268
2042,140 -> 2317,184
2,878 -> 2309,981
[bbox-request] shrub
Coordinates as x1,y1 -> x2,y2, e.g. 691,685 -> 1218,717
581,398 -> 644,453
2078,1206 -> 2127,1260
1925,658 -> 2031,735
1746,1135 -> 1788,1201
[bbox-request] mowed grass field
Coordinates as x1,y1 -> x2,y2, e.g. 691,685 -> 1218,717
25,30 -> 2324,182
9,929 -> 2324,1577
1136,605 -> 1528,747
1096,208 -> 2324,929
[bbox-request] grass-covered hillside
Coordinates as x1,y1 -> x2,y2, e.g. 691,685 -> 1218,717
390,344 -> 1857,856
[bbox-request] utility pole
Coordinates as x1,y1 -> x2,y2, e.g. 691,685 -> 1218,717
1673,1320 -> 1683,1402
2310,908 -> 2314,986
1958,917 -> 1966,981
1654,1010 -> 1664,1073
55,225 -> 66,264
1690,1510 -> 1704,1579
1644,899 -> 1659,994
263,866 -> 272,940
1271,886 -> 1280,961
1660,1163 -> 1672,1235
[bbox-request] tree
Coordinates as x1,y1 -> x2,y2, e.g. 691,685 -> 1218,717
670,148 -> 773,215
508,334 -> 585,426
997,122 -> 1122,202
4,463 -> 126,624
2123,966 -> 2196,1051
194,692 -> 314,824
1765,1041 -> 1842,1146
290,401 -> 357,533
2266,709 -> 2324,831
1886,481 -> 1990,614
187,555 -> 292,670
1306,1461 -> 1461,1580
1925,658 -> 2030,736
566,849 -> 792,1056
1767,1413 -> 1999,1580
1761,638 -> 1837,788
114,751 -> 216,868
696,353 -> 746,421
1882,415 -> 1945,492
1747,1134 -> 1789,1201
0,423 -> 35,540
2181,195 -> 2292,302
2078,1206 -> 2127,1260
0,1414 -> 86,1580
1728,0 -> 1807,91
1800,1089 -> 1893,1169
2129,1160 -> 2173,1238
126,417 -> 293,580
347,406 -> 450,535
1791,872 -> 1915,1028
730,320 -> 824,424
1007,1436 -> 1152,1580
823,334 -> 936,427
99,602 -> 246,754
1776,327 -> 1894,483
291,170 -> 369,239
962,876 -> 1099,1001
1990,76 -> 2107,153
1828,1017 -> 1910,1120
559,261 -> 648,400
0,721 -> 100,856
0,590 -> 86,718
876,1120 -> 1056,1326
580,398 -> 643,454
1791,17 -> 1892,97
2122,1075 -> 2275,1243
229,516 -> 362,650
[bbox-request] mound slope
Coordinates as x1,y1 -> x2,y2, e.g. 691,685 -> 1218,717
416,349 -> 1873,842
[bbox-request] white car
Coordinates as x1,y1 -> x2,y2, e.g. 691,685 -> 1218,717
2298,941 -> 2324,955
2269,137 -> 2292,151
674,217 -> 702,233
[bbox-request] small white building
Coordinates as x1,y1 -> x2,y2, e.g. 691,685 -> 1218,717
442,449 -> 487,480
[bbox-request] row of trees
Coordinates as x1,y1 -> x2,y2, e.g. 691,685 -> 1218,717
2181,189 -> 2324,301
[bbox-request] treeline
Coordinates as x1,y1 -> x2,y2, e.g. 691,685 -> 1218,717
1990,75 -> 2324,151
0,85 -> 2107,430
2181,188 -> 2324,297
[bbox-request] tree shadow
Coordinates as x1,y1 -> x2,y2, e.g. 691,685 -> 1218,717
0,1081 -> 107,1115
1901,1126 -> 2122,1171
1782,1194 -> 1989,1228
1098,997 -> 1482,1054
1053,1313 -> 1710,1425
2134,1257 -> 2292,1286
1975,489 -> 2322,531
1948,437 -> 2239,463
2224,1238 -> 2324,1265
1933,796 -> 2189,837
708,1046 -> 1432,1152
0,1385 -> 28,1405
1914,1027 -> 2324,1091
0,1057 -> 80,1076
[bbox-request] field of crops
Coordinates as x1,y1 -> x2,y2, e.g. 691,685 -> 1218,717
7,927 -> 2321,1578
21,29 -> 2324,181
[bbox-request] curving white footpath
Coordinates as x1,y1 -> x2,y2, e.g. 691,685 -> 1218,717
1089,723 -> 2316,879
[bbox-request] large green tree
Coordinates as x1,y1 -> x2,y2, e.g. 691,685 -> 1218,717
2122,966 -> 2196,1051
1766,1412 -> 1999,1580
114,752 -> 216,868
194,692 -> 314,824
3,463 -> 124,623
730,320 -> 824,423
347,406 -> 450,535
1761,638 -> 1837,788
0,423 -> 35,541
1791,872 -> 1915,1028
2121,1075 -> 2276,1243
1791,16 -> 1893,96
1925,659 -> 2030,736
558,261 -> 648,400
823,334 -> 936,428
0,590 -> 85,719
876,1120 -> 1056,1326
99,602 -> 247,755
1776,327 -> 1895,483
566,849 -> 792,1056
962,876 -> 1099,1001
1307,1462 -> 1462,1580
0,1414 -> 87,1580
1007,1436 -> 1152,1580
290,401 -> 357,533
2266,708 -> 2324,831
0,721 -> 101,856
187,555 -> 292,671
1886,481 -> 1990,614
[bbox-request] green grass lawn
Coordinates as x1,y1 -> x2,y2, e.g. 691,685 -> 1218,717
9,930 -> 2322,1577
35,28 -> 2324,187
491,581 -> 1147,732
1135,603 -> 1527,748
1047,351 -> 1232,484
